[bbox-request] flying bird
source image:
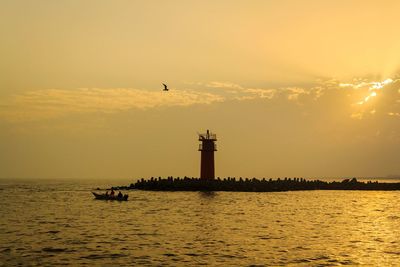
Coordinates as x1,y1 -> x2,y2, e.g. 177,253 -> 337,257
162,83 -> 168,91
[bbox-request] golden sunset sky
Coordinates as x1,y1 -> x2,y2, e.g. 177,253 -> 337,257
1,0 -> 400,179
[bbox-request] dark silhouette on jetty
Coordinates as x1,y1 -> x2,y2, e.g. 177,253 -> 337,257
113,177 -> 400,192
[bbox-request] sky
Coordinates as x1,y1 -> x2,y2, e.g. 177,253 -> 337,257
1,0 -> 400,179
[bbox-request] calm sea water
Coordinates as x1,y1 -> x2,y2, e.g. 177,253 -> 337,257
1,178 -> 400,266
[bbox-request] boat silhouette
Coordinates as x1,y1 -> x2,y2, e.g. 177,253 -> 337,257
92,192 -> 128,201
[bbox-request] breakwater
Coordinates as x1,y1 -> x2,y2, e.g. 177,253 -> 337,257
113,177 -> 400,192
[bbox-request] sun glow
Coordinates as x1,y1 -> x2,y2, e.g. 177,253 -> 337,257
351,78 -> 394,105
358,91 -> 377,105
342,77 -> 398,119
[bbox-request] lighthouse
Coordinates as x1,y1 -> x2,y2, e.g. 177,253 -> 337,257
198,130 -> 217,180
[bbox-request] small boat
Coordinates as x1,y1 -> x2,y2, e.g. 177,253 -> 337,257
92,192 -> 128,201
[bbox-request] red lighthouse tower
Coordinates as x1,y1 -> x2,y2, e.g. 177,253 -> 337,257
198,130 -> 217,180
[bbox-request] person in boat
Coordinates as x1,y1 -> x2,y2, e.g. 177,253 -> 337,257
117,191 -> 123,198
110,189 -> 115,197
105,191 -> 109,196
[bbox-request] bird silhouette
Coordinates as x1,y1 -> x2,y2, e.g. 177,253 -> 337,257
162,83 -> 168,91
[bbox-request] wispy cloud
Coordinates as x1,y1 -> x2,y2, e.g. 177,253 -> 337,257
2,77 -> 400,123
205,81 -> 243,91
205,78 -> 400,119
204,81 -> 277,100
0,88 -> 224,122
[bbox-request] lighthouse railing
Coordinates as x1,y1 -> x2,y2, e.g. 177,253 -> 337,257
198,133 -> 217,140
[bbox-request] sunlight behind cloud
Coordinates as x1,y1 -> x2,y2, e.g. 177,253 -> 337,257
340,78 -> 396,106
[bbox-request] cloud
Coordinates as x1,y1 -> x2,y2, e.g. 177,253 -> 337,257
205,81 -> 243,91
343,78 -> 400,118
285,87 -> 310,101
202,81 -> 325,101
2,76 -> 400,123
240,88 -> 276,100
204,81 -> 277,99
0,88 -> 224,122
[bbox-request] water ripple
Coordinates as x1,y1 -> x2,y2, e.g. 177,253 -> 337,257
1,181 -> 400,266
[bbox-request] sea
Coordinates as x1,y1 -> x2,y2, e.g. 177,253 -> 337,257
1,178 -> 400,266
